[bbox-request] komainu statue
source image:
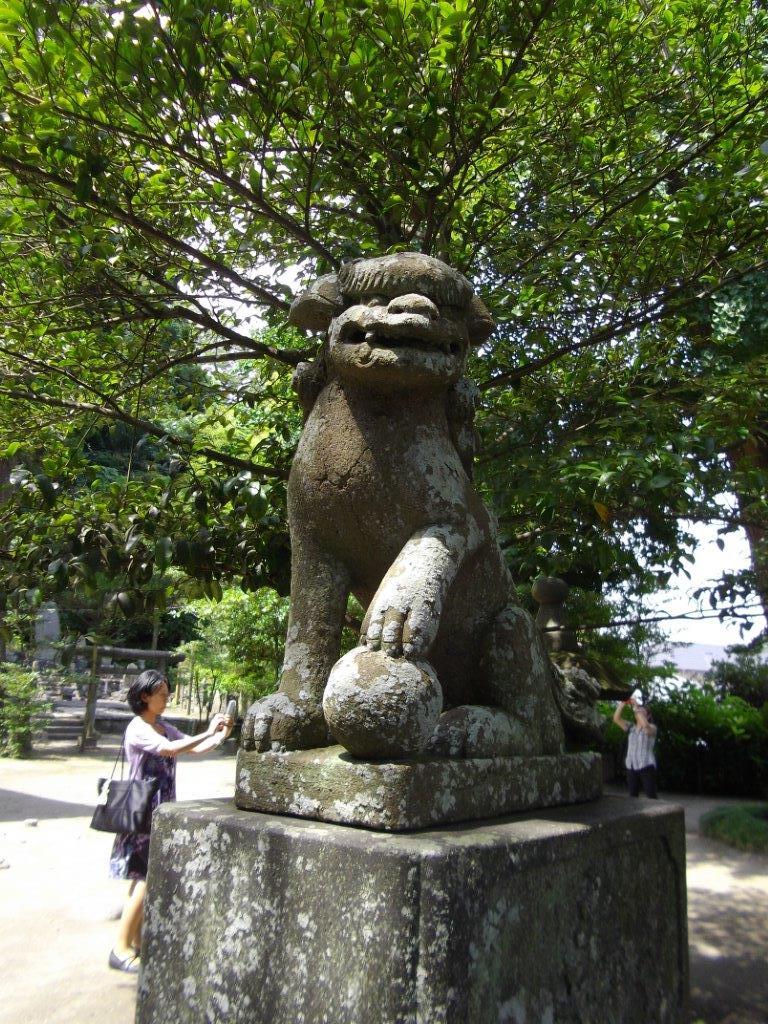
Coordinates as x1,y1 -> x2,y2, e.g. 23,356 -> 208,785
242,252 -> 591,760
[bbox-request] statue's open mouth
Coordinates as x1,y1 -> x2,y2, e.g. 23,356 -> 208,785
335,309 -> 467,360
341,328 -> 463,357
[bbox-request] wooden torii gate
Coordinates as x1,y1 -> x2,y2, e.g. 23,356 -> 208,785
79,646 -> 185,752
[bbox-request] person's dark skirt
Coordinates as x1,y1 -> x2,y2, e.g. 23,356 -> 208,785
108,751 -> 177,880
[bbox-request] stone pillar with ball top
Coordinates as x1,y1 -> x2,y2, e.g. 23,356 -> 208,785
531,576 -> 577,654
137,253 -> 688,1024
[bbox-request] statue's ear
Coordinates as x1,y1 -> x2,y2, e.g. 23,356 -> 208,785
292,358 -> 327,420
288,274 -> 343,333
467,294 -> 495,346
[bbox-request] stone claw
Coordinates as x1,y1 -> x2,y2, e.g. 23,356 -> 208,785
361,606 -> 410,656
241,692 -> 330,752
361,603 -> 435,659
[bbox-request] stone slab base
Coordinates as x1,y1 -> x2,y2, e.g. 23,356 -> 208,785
235,745 -> 602,831
136,797 -> 688,1024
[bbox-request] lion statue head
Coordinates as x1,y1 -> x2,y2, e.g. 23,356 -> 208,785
289,252 -> 494,385
287,253 -> 494,474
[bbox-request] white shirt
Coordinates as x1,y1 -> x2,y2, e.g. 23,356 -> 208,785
625,722 -> 657,770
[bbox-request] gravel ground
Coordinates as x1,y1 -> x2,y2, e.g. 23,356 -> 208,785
1,746 -> 765,1024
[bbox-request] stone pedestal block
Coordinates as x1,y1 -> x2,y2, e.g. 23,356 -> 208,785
236,746 -> 603,831
137,796 -> 687,1024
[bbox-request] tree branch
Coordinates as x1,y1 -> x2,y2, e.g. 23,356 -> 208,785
0,386 -> 288,479
0,154 -> 289,311
482,253 -> 768,389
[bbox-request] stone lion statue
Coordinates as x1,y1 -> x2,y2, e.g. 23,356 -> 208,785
242,252 -> 592,759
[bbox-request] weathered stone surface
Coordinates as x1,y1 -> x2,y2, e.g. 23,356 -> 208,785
235,745 -> 602,831
323,647 -> 443,758
531,576 -> 574,653
137,797 -> 688,1024
242,252 -> 596,760
427,705 -> 528,758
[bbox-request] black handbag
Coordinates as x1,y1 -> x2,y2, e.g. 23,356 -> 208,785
90,743 -> 160,835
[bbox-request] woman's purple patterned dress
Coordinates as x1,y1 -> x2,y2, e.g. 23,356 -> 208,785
108,716 -> 184,881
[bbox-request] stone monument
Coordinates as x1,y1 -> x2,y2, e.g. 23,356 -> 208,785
233,253 -> 604,825
33,601 -> 60,666
137,254 -> 687,1024
532,576 -> 578,654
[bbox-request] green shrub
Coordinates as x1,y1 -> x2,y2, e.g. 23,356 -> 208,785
653,685 -> 768,797
699,804 -> 768,853
0,663 -> 51,757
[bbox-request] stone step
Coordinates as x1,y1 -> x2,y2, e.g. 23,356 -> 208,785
45,724 -> 83,739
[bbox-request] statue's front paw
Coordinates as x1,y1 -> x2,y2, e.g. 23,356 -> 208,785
241,693 -> 329,752
361,602 -> 407,656
361,587 -> 439,658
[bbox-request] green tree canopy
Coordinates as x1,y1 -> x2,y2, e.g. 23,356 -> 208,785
1,0 -> 767,635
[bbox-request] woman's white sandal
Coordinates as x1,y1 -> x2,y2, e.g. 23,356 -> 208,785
109,949 -> 140,974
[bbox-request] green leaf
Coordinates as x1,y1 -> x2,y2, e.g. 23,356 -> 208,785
74,172 -> 93,202
35,475 -> 57,507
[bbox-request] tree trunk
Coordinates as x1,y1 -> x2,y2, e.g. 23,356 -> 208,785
151,603 -> 160,650
0,458 -> 10,662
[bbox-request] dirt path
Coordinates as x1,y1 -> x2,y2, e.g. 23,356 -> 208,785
1,752 -> 765,1024
684,815 -> 768,1023
0,741 -> 234,1024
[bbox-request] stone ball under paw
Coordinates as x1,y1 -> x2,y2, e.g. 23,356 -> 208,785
323,646 -> 443,758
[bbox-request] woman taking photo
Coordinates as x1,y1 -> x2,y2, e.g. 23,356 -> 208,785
108,669 -> 233,973
612,696 -> 658,800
